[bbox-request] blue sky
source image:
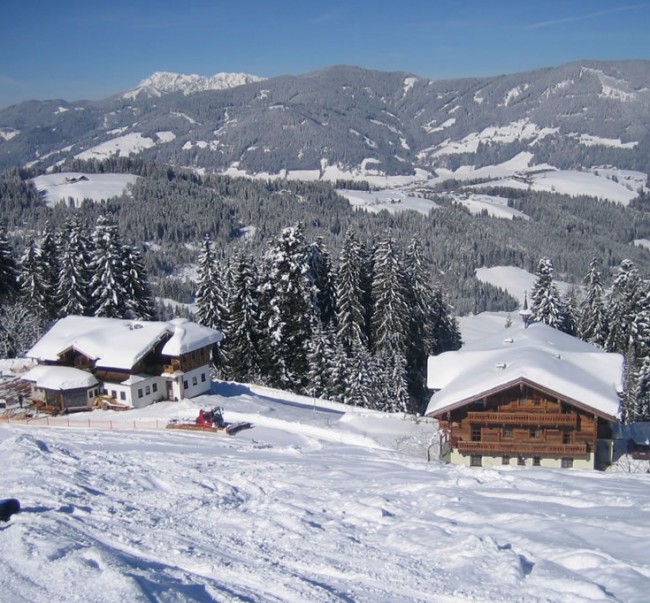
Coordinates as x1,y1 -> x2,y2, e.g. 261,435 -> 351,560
1,0 -> 649,109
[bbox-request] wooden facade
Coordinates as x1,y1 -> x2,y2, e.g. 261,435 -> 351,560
434,380 -> 613,468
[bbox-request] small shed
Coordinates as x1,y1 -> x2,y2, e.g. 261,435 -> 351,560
23,365 -> 99,413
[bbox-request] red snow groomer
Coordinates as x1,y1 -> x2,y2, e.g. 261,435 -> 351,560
166,406 -> 252,435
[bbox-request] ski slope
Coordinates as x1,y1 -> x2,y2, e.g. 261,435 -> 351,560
2,379 -> 650,602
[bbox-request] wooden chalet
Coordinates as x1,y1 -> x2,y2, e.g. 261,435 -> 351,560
25,316 -> 222,410
426,322 -> 624,470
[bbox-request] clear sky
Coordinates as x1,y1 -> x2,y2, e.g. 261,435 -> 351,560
1,0 -> 649,109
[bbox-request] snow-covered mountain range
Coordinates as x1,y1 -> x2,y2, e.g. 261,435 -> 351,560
1,61 -> 649,186
121,71 -> 265,100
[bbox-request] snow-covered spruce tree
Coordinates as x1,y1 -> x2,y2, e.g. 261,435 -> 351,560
623,347 -> 640,424
373,349 -> 410,413
122,243 -> 155,320
222,254 -> 263,383
344,342 -> 375,408
0,223 -> 18,301
195,235 -> 226,330
531,258 -> 567,331
307,237 -> 336,329
403,239 -> 439,403
258,223 -> 315,391
56,216 -> 93,317
37,221 -> 60,318
89,214 -> 128,318
334,230 -> 369,355
0,302 -> 43,358
631,283 -> 650,361
370,233 -> 409,356
634,355 -> 650,422
430,287 -> 462,355
605,259 -> 642,355
305,325 -> 336,400
18,239 -> 53,321
577,257 -> 608,347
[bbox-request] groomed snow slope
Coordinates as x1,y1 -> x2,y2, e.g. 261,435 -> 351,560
2,382 -> 650,602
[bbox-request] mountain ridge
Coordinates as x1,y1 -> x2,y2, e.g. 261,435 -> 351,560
1,60 -> 649,180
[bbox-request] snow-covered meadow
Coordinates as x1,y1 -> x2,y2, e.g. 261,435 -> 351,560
2,380 -> 650,602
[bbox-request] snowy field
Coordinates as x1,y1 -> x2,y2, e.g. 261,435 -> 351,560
32,172 -> 138,207
475,266 -> 574,304
336,189 -> 439,215
2,380 -> 650,602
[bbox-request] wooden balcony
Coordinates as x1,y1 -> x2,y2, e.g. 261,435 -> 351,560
467,411 -> 576,426
456,440 -> 588,456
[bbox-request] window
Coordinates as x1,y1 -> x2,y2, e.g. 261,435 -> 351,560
183,380 -> 189,389
503,426 -> 513,438
501,456 -> 510,465
111,390 -> 117,399
517,456 -> 526,466
470,454 -> 482,467
152,383 -> 158,393
192,376 -> 197,386
201,373 -> 206,383
471,426 -> 481,442
533,456 -> 541,466
530,427 -> 541,438
138,388 -> 143,398
561,457 -> 573,469
120,392 -> 126,401
145,385 -> 151,395
562,430 -> 571,444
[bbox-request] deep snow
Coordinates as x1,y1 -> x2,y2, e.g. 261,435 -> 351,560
2,380 -> 650,602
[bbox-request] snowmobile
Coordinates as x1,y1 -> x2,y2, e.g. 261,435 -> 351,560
166,406 -> 252,435
0,498 -> 20,522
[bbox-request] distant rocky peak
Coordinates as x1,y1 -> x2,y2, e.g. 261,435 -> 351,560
122,71 -> 265,99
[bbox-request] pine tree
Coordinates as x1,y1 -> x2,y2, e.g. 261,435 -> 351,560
334,230 -> 368,354
0,224 -> 18,301
306,326 -> 335,399
195,235 -> 226,331
370,234 -> 408,355
605,259 -> 641,355
258,223 -> 314,390
122,243 -> 155,320
578,257 -> 608,347
404,239 -> 439,404
89,214 -> 128,318
18,239 -> 52,320
222,254 -> 263,383
531,258 -> 566,330
634,356 -> 650,422
307,237 -> 336,328
430,287 -> 462,355
56,216 -> 92,317
38,221 -> 60,318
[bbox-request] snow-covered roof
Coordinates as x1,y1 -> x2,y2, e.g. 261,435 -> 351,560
161,318 -> 222,356
23,365 -> 98,391
27,316 -> 222,371
426,322 -> 623,421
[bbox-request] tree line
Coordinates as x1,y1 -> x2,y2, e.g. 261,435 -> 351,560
195,223 -> 461,413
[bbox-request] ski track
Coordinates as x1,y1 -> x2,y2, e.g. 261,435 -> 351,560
2,393 -> 650,602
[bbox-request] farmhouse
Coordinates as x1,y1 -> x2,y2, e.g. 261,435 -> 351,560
24,315 -> 222,413
426,322 -> 624,470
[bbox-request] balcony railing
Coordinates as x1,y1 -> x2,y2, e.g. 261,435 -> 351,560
456,440 -> 588,456
467,412 -> 576,426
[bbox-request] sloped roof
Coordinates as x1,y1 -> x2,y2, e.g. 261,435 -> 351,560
426,322 -> 623,421
23,365 -> 98,390
27,316 -> 222,371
